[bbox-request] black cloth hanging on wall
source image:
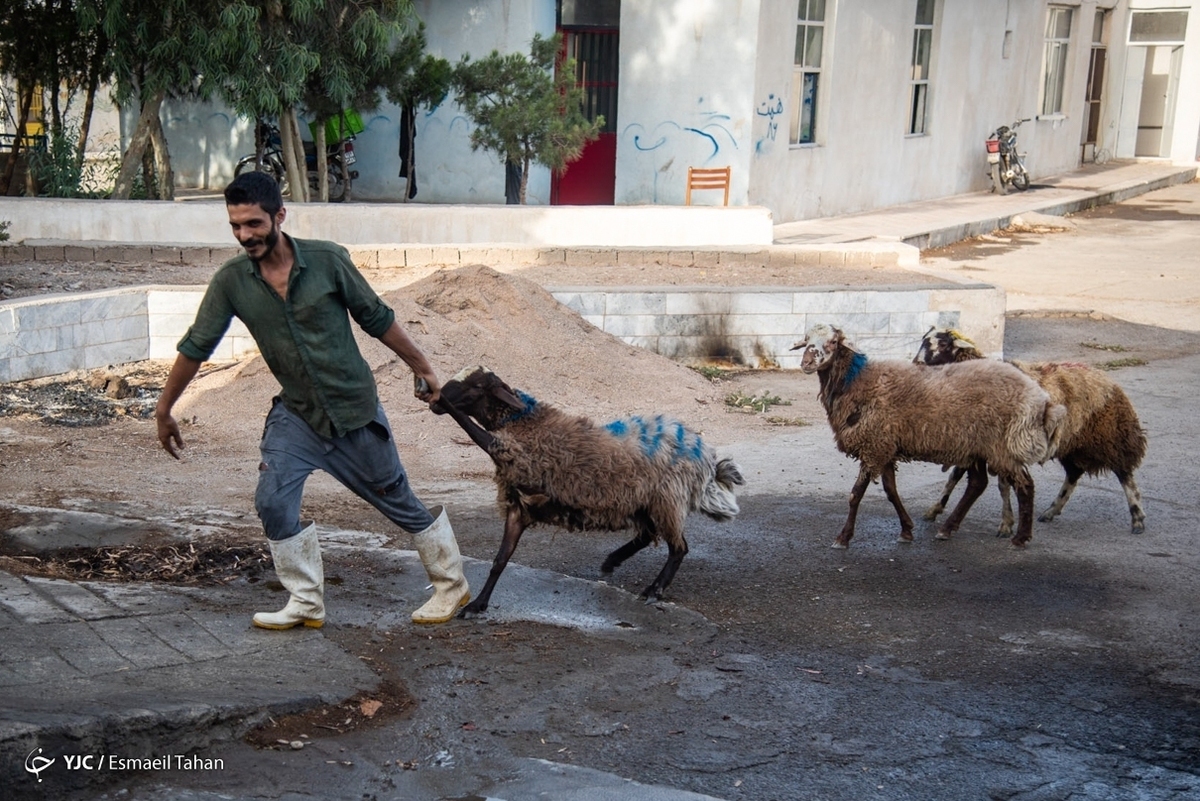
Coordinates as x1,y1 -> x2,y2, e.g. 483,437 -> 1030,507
397,104 -> 418,199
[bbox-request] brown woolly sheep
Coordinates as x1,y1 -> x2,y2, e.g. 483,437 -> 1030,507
913,328 -> 1147,535
791,325 -> 1065,548
430,367 -> 745,617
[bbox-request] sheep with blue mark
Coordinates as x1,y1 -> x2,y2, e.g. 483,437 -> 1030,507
792,325 -> 1066,549
430,366 -> 744,617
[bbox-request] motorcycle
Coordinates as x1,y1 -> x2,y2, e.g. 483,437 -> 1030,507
985,118 -> 1031,195
234,120 -> 359,202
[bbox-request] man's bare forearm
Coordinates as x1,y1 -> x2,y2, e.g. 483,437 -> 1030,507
156,354 -> 204,419
377,322 -> 440,401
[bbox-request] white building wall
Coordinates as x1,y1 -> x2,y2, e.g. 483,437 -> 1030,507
88,0 -> 1200,219
612,0 -> 762,207
352,0 -> 556,204
1104,0 -> 1200,164
750,0 -> 1114,223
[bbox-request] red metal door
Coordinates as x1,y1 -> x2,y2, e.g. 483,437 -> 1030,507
552,28 -> 618,205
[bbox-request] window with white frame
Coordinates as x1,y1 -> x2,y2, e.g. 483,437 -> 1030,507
1041,6 -> 1074,116
790,0 -> 826,145
908,0 -> 935,134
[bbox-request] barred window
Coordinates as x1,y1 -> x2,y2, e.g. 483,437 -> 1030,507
908,0 -> 935,134
1041,6 -> 1074,115
790,0 -> 826,145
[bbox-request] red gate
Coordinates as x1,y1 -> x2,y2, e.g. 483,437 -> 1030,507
552,27 -> 619,205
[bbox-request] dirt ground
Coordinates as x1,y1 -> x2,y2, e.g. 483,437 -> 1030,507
4,249 -> 1200,800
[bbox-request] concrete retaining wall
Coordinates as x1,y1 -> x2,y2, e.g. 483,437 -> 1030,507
1,288 -> 255,382
0,198 -> 775,248
1,240 -> 920,272
555,284 -> 1005,370
1,281 -> 1004,383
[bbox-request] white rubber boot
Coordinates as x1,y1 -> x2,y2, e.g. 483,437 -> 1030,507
253,523 -> 325,630
411,506 -> 470,624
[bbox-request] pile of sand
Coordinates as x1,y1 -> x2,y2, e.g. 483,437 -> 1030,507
177,265 -> 769,477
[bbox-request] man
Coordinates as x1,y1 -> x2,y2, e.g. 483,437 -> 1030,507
155,171 -> 469,628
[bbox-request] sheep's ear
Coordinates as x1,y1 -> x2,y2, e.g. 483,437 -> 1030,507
488,380 -> 527,412
832,327 -> 863,354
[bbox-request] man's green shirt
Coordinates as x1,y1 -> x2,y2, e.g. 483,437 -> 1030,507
177,236 -> 395,438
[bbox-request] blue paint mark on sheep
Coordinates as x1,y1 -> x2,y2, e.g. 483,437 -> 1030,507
844,353 -> 868,387
502,390 -> 540,424
604,415 -> 705,462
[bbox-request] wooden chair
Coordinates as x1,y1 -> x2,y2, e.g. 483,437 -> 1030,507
685,166 -> 731,206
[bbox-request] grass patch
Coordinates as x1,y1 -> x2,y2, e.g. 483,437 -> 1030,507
1098,357 -> 1147,371
690,364 -> 734,381
725,391 -> 791,414
765,416 -> 810,427
1081,342 -> 1130,353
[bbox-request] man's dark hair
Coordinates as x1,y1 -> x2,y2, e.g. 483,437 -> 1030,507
225,171 -> 283,216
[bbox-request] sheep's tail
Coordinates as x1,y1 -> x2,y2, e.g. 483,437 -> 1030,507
700,458 -> 745,521
1042,402 -> 1068,461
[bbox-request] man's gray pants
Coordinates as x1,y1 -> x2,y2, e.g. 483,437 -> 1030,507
255,399 -> 435,540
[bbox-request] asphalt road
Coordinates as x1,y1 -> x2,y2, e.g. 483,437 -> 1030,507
37,183 -> 1198,801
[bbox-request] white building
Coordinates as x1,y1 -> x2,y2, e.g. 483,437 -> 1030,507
24,1 -> 1200,222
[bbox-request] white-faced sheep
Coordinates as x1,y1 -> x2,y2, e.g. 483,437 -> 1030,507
913,327 -> 1147,535
430,367 -> 744,616
791,324 -> 1065,548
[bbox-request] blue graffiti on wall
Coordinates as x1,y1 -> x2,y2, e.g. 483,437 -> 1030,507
621,102 -> 740,202
755,93 -> 784,155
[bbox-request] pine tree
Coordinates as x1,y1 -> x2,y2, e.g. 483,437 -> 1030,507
453,32 -> 601,204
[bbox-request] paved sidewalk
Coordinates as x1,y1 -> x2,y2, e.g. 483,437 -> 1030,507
0,511 -> 722,800
773,159 -> 1196,249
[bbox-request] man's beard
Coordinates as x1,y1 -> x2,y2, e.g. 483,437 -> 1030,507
243,221 -> 280,261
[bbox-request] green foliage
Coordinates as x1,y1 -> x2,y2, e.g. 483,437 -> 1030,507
690,365 -> 734,381
724,391 -> 792,414
29,125 -> 85,197
0,221 -> 9,242
81,0 -> 224,105
1081,342 -> 1129,353
452,32 -> 602,203
27,122 -> 124,198
1099,358 -> 1148,371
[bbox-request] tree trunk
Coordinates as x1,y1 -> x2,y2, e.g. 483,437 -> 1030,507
519,155 -> 530,205
112,91 -> 165,199
148,113 -> 174,200
315,122 -> 328,202
340,138 -> 352,203
278,107 -> 307,203
1,89 -> 34,196
76,35 -> 107,170
142,138 -> 156,196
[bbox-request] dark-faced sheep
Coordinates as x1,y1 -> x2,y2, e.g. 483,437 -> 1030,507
913,327 -> 1147,535
430,367 -> 744,616
791,325 -> 1065,548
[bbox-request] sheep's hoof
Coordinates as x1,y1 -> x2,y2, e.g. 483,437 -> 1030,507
1132,522 -> 1145,535
897,533 -> 914,544
1037,512 -> 1056,523
457,602 -> 488,619
995,526 -> 1013,538
831,541 -> 849,550
934,531 -> 953,541
1008,537 -> 1030,550
921,509 -> 941,521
